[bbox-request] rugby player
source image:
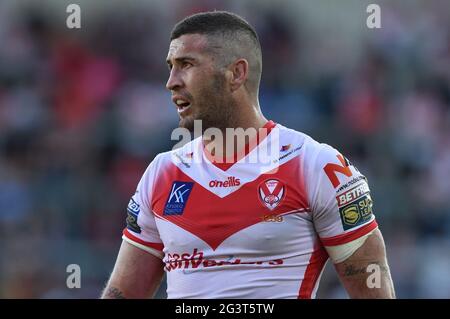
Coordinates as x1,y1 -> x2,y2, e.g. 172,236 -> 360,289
102,11 -> 395,299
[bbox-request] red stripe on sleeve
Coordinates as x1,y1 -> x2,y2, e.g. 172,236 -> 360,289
320,219 -> 378,247
123,228 -> 164,251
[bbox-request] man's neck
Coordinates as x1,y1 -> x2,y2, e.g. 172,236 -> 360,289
202,109 -> 269,160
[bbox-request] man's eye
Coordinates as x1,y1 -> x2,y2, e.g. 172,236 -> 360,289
182,62 -> 192,69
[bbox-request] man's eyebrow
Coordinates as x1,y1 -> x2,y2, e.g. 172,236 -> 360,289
166,56 -> 197,65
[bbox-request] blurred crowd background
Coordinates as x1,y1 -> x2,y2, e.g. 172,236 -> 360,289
0,0 -> 449,298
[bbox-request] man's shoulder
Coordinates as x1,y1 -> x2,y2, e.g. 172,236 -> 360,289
277,124 -> 343,167
277,123 -> 328,154
149,135 -> 201,168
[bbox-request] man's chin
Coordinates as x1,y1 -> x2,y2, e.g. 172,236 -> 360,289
179,116 -> 195,132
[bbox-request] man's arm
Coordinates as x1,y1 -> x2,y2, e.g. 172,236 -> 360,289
101,240 -> 165,299
333,228 -> 396,298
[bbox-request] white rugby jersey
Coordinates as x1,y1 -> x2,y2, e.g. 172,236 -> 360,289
122,121 -> 378,299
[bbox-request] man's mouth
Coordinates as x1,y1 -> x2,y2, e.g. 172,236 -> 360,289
173,96 -> 192,115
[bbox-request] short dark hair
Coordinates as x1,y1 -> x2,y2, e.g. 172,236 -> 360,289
170,11 -> 262,96
170,11 -> 259,43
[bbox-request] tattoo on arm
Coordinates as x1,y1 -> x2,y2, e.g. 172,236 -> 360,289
337,260 -> 395,298
103,287 -> 126,299
343,265 -> 367,277
343,261 -> 389,277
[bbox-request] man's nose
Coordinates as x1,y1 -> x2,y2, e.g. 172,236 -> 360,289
166,69 -> 183,91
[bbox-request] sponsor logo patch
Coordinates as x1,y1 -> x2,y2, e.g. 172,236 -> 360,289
164,181 -> 194,215
280,144 -> 291,152
126,197 -> 141,233
185,152 -> 193,159
339,193 -> 374,230
324,154 -> 353,188
272,145 -> 303,163
164,248 -> 284,272
337,182 -> 371,206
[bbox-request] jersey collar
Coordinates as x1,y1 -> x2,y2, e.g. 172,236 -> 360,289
202,120 -> 277,171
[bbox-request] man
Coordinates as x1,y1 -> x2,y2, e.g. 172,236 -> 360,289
102,11 -> 395,299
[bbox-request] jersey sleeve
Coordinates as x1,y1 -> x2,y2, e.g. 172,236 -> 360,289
122,156 -> 164,258
306,144 -> 378,247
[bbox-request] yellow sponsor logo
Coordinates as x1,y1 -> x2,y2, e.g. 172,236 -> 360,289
342,205 -> 360,225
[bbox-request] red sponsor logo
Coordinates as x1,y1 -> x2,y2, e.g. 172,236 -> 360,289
324,154 -> 353,188
209,177 -> 241,188
165,248 -> 283,272
280,144 -> 291,152
185,152 -> 193,159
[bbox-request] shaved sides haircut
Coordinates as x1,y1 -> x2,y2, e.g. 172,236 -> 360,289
170,11 -> 262,97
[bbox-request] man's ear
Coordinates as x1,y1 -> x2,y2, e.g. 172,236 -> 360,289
228,59 -> 249,92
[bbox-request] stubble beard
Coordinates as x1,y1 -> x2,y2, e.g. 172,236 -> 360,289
179,72 -> 237,133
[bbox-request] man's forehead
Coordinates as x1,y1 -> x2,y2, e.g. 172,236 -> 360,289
167,34 -> 209,59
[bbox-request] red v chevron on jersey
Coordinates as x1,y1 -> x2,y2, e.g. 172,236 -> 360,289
122,123 -> 377,298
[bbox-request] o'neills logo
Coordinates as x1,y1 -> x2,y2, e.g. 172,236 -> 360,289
165,248 -> 283,272
209,177 -> 241,188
